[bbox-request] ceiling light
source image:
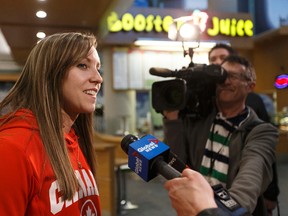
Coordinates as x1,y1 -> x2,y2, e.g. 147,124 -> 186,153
36,32 -> 46,39
36,10 -> 47,18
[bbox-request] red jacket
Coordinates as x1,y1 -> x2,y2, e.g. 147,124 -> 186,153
0,109 -> 101,216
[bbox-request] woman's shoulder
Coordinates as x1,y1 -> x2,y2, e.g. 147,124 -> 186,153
0,109 -> 46,175
0,109 -> 39,146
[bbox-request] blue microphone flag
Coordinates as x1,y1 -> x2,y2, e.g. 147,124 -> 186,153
127,134 -> 170,181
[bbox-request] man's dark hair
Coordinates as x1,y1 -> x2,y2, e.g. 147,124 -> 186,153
221,54 -> 256,82
208,43 -> 237,58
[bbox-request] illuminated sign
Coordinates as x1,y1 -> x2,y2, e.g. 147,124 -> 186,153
207,17 -> 253,37
107,11 -> 173,33
107,10 -> 254,38
274,74 -> 288,89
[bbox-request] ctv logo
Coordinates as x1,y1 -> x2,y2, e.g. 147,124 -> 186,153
137,139 -> 159,153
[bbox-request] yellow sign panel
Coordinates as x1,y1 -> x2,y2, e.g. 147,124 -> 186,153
107,11 -> 253,37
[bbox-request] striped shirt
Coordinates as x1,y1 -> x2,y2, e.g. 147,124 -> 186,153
200,108 -> 249,187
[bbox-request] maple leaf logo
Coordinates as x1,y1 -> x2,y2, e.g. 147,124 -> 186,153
84,206 -> 95,216
80,199 -> 97,216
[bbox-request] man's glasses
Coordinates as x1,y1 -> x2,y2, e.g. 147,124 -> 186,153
226,71 -> 250,81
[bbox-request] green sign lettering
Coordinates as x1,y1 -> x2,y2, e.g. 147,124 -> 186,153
134,14 -> 146,31
107,11 -> 122,32
122,13 -> 134,31
107,12 -> 173,33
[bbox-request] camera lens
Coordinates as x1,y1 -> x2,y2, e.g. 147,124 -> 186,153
164,85 -> 184,107
152,79 -> 187,112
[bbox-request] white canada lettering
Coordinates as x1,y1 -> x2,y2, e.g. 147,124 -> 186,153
49,181 -> 64,214
49,168 -> 99,214
81,169 -> 95,196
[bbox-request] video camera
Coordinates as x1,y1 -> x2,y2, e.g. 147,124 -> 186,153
150,63 -> 227,118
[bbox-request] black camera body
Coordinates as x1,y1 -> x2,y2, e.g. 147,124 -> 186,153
150,64 -> 227,118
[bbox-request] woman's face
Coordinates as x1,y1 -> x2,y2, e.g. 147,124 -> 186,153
62,46 -> 103,120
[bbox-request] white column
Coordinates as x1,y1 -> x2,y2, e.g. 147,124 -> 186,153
102,47 -> 136,135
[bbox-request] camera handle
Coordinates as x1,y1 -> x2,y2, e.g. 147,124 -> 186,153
186,48 -> 195,68
182,41 -> 199,68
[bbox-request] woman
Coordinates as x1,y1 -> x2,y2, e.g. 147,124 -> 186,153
0,32 -> 103,215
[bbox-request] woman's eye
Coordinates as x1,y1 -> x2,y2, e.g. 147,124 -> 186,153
77,63 -> 87,69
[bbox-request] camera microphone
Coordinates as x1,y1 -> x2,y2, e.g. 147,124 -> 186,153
149,64 -> 227,81
149,67 -> 178,77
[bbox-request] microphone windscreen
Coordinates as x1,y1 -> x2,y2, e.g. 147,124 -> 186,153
149,67 -> 174,77
121,134 -> 139,154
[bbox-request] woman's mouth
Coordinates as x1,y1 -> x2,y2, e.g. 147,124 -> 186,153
84,90 -> 97,96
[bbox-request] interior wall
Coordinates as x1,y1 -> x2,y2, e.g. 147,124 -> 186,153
253,35 -> 288,112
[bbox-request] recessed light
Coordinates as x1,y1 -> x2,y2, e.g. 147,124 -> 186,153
36,10 -> 47,18
36,32 -> 46,39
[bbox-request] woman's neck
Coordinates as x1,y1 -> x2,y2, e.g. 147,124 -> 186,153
61,110 -> 76,134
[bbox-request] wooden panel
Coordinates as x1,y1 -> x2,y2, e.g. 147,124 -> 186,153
276,130 -> 288,153
94,143 -> 116,216
93,132 -> 130,216
0,73 -> 19,81
94,131 -> 128,161
253,27 -> 288,112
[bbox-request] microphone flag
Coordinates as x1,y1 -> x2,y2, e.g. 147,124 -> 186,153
127,134 -> 170,181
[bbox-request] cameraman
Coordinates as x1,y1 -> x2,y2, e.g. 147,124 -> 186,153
209,44 -> 279,216
162,55 -> 278,215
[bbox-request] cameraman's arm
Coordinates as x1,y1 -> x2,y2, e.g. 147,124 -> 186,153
162,110 -> 188,162
228,123 -> 277,213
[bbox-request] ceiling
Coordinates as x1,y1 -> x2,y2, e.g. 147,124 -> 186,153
0,0 -> 133,69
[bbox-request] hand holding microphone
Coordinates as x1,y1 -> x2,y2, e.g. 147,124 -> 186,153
164,168 -> 220,216
121,134 -> 249,216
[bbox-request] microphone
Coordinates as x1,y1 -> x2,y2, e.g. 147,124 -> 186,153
167,150 -> 188,173
121,134 -> 181,181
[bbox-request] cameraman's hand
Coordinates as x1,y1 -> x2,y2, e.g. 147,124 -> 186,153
163,110 -> 179,120
164,169 -> 217,216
